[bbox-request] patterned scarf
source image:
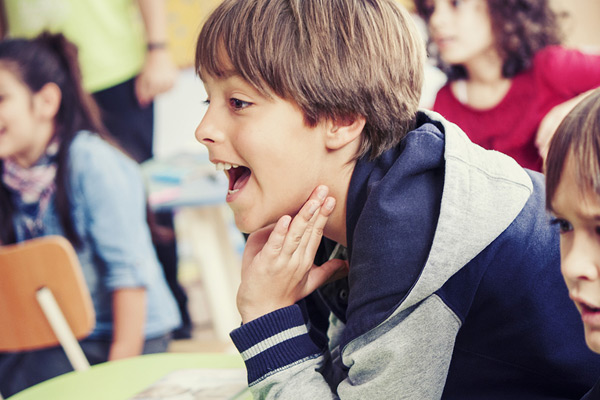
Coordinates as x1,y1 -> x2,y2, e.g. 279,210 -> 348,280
2,139 -> 59,238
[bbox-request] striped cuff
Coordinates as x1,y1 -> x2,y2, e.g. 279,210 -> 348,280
230,305 -> 321,384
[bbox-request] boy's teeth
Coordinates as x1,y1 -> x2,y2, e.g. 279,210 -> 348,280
228,189 -> 240,195
215,162 -> 239,171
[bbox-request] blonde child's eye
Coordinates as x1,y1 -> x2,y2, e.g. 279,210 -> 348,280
450,0 -> 464,8
550,218 -> 573,234
229,98 -> 251,110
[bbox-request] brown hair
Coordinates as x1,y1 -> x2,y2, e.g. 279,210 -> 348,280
415,0 -> 562,80
0,32 -> 106,246
195,0 -> 425,159
545,89 -> 600,211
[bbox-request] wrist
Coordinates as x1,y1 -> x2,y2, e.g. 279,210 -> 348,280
147,42 -> 167,52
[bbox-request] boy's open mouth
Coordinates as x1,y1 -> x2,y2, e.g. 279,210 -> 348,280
226,165 -> 251,195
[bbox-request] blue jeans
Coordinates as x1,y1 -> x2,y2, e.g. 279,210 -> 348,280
0,334 -> 171,397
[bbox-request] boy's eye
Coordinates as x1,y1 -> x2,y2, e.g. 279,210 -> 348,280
450,0 -> 464,8
229,98 -> 252,110
550,218 -> 573,234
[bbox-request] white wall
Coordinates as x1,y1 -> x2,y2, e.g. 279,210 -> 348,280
153,67 -> 208,159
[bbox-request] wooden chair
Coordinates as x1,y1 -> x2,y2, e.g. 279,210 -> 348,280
0,236 -> 95,399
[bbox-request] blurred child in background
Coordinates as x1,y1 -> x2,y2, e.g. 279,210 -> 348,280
0,33 -> 180,397
545,89 -> 600,400
415,0 -> 600,171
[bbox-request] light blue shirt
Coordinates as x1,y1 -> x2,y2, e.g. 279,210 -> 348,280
12,131 -> 180,339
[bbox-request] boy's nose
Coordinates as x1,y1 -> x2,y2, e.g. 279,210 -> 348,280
195,111 -> 222,146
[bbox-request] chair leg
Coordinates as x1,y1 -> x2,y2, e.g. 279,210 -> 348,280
36,287 -> 90,372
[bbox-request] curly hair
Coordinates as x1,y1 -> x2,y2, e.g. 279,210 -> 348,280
415,0 -> 563,80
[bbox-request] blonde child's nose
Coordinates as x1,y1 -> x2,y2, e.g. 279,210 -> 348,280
562,243 -> 600,282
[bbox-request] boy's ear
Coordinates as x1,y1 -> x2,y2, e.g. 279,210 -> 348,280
35,82 -> 62,120
325,114 -> 366,151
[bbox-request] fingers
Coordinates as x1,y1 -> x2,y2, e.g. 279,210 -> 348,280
134,77 -> 152,107
259,185 -> 335,271
260,215 -> 291,259
305,259 -> 349,294
303,196 -> 335,260
280,185 -> 329,258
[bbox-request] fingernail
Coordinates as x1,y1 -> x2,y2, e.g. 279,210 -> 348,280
324,197 -> 335,211
309,200 -> 319,215
317,186 -> 328,200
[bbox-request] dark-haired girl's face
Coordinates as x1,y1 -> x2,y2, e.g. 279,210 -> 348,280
424,0 -> 496,67
0,67 -> 54,167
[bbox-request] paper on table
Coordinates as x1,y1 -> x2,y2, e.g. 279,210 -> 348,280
128,368 -> 249,400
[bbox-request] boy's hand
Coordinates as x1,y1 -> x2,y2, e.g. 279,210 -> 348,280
237,185 -> 349,324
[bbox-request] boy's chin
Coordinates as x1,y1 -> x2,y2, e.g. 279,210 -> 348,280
234,214 -> 280,235
233,215 -> 268,235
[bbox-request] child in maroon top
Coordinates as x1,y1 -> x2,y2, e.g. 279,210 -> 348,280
415,0 -> 600,172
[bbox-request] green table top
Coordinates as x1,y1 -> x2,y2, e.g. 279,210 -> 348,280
9,352 -> 249,400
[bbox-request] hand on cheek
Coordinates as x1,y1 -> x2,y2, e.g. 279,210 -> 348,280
237,185 -> 349,323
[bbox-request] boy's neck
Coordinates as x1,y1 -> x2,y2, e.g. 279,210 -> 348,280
322,158 -> 356,247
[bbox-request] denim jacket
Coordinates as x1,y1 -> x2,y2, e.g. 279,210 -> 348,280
12,131 -> 180,339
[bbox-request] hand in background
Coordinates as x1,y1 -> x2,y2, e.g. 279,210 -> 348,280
537,90 -> 595,161
135,48 -> 178,107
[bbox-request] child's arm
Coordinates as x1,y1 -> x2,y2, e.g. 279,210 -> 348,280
236,185 -> 348,324
108,287 -> 147,360
135,0 -> 178,107
536,89 -> 595,161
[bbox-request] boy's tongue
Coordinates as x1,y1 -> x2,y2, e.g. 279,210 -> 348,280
230,166 -> 251,191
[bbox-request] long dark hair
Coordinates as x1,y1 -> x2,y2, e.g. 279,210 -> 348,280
0,32 -> 107,246
415,0 -> 563,80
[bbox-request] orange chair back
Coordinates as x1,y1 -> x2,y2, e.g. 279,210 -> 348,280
0,236 -> 95,351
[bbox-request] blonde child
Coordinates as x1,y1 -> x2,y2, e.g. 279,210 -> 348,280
545,88 -> 600,400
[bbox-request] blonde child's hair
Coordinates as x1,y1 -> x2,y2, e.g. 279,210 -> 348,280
195,0 -> 425,159
546,89 -> 600,209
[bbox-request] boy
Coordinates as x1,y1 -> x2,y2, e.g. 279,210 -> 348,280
545,89 -> 600,400
195,0 -> 600,398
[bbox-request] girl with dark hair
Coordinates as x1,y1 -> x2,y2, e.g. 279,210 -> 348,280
415,0 -> 600,172
0,33 -> 180,396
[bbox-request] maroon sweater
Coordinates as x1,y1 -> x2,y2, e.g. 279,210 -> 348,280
433,46 -> 600,171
